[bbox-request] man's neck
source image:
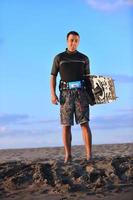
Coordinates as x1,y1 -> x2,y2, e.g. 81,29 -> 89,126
66,48 -> 77,54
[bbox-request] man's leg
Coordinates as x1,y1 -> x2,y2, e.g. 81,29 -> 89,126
80,122 -> 92,160
62,125 -> 72,163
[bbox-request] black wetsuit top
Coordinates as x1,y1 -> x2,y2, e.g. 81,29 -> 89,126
51,49 -> 90,82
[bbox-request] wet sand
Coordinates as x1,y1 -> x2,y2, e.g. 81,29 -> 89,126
0,143 -> 133,200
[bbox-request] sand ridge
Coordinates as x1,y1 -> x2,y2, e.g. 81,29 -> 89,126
0,143 -> 133,200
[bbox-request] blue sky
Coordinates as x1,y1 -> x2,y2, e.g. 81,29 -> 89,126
0,0 -> 133,149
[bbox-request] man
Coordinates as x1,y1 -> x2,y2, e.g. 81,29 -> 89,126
50,31 -> 92,163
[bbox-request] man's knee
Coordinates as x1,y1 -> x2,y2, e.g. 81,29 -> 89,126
62,125 -> 71,132
80,122 -> 89,128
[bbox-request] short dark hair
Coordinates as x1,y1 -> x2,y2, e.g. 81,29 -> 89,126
67,31 -> 80,39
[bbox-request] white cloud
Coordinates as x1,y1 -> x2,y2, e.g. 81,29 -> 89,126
85,0 -> 133,11
0,126 -> 8,133
91,108 -> 133,130
0,113 -> 29,125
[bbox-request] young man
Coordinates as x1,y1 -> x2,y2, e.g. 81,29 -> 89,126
50,31 -> 92,163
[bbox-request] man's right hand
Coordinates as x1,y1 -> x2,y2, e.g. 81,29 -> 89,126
51,94 -> 59,105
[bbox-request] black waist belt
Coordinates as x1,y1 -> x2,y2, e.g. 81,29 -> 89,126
59,80 -> 86,91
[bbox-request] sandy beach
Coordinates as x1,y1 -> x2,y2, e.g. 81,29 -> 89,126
0,143 -> 133,200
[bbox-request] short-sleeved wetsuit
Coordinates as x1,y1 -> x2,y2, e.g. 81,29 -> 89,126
51,49 -> 90,82
51,49 -> 91,126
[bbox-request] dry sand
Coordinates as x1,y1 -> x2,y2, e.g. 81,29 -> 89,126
0,143 -> 133,200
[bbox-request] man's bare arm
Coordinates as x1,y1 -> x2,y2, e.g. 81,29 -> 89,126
50,75 -> 59,105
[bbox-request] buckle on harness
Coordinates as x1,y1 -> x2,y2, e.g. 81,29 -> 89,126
59,80 -> 85,91
68,81 -> 81,89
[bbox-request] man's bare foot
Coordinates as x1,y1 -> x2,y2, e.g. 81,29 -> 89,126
64,155 -> 72,163
86,154 -> 92,161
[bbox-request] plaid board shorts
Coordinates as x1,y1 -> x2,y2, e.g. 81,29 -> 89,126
59,89 -> 90,126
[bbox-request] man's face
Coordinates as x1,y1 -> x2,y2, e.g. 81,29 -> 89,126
67,34 -> 80,52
